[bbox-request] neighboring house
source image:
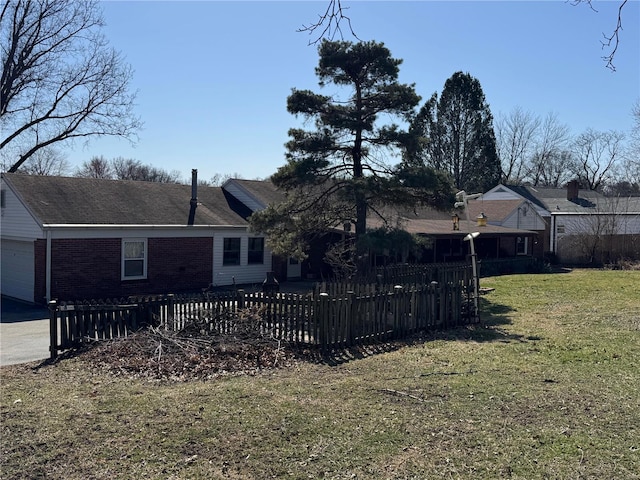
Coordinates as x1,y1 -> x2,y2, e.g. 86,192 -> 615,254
227,178 -> 538,275
481,181 -> 640,264
1,172 -> 274,304
372,208 -> 538,264
465,198 -> 548,258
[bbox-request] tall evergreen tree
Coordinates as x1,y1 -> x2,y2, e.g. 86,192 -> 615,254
409,72 -> 501,193
250,40 -> 452,267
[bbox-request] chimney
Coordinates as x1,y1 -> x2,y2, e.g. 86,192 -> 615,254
190,169 -> 198,206
567,180 -> 579,202
188,169 -> 198,226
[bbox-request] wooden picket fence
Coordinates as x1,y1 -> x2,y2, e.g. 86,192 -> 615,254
49,264 -> 476,358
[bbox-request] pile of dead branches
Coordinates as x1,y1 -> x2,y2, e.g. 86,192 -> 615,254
82,307 -> 299,381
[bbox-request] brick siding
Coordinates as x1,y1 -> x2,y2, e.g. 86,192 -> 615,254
50,237 -> 213,301
34,239 -> 47,304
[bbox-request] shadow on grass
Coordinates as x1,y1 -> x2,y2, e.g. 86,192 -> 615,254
299,296 -> 534,366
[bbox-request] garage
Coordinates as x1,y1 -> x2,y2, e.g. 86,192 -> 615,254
1,240 -> 35,303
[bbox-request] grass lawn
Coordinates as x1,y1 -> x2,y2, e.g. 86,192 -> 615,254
1,269 -> 639,479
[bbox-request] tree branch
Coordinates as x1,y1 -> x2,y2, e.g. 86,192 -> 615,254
297,0 -> 359,45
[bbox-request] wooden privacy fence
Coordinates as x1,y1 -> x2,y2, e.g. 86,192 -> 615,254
49,264 -> 476,358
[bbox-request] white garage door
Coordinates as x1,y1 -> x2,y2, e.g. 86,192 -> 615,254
1,240 -> 35,302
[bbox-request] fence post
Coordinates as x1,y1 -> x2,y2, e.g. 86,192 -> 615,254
49,300 -> 58,360
319,292 -> 329,352
167,294 -> 175,330
394,285 -> 403,338
430,282 -> 438,326
237,289 -> 245,309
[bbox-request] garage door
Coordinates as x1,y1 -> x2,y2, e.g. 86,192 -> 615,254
1,240 -> 35,302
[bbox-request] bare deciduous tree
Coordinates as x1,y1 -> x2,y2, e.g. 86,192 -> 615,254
1,0 -> 141,173
304,1 -> 630,70
571,0 -> 629,71
18,146 -> 69,176
298,0 -> 357,45
75,156 -> 183,183
111,157 -> 182,183
526,113 -> 573,186
495,107 -> 541,184
208,172 -> 243,187
75,155 -> 113,179
621,98 -> 640,186
572,128 -> 625,191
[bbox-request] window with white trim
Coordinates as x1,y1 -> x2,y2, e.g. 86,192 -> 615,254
223,237 -> 241,266
516,236 -> 528,256
247,237 -> 264,265
122,239 -> 147,279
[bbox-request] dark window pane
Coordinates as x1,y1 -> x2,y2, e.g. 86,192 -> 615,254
248,237 -> 264,264
124,259 -> 144,277
223,238 -> 241,266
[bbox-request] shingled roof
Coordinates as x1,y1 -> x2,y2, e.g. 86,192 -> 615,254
501,184 -> 640,214
465,199 -> 524,222
2,173 -> 248,226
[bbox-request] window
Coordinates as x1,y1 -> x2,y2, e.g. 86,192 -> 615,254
223,238 -> 241,266
247,237 -> 264,265
516,237 -> 528,256
122,239 -> 147,279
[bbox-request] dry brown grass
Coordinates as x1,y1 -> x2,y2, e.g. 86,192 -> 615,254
1,269 -> 639,479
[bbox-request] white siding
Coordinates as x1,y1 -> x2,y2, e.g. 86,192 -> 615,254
0,180 -> 44,240
483,187 -> 549,219
556,213 -> 640,236
502,206 -> 547,231
482,185 -> 522,201
1,239 -> 35,302
222,180 -> 265,212
213,233 -> 272,286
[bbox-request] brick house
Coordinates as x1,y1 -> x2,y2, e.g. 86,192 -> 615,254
1,172 -> 273,304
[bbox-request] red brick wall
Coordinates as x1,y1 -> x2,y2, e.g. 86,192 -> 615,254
147,237 -> 213,292
34,239 -> 47,304
50,237 -> 213,301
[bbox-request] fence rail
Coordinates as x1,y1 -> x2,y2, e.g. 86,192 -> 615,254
49,264 -> 476,358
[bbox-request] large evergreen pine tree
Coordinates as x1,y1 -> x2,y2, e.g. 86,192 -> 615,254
409,71 -> 501,193
250,40 -> 452,268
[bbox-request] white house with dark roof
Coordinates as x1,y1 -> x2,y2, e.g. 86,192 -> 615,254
481,181 -> 640,263
1,172 -> 274,303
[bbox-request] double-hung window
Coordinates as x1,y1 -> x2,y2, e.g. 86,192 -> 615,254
516,236 -> 528,256
247,237 -> 264,265
223,238 -> 241,266
122,239 -> 147,279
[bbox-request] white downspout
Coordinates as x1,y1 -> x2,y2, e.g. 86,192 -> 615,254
46,229 -> 52,302
550,214 -> 556,254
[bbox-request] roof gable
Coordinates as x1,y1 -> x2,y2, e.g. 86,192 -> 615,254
465,199 -> 523,222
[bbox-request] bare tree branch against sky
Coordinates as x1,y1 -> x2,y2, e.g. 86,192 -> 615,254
19,1 -> 637,184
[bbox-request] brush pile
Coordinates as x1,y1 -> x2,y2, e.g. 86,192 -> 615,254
82,307 -> 300,381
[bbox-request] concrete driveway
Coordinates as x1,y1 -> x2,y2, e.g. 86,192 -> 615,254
0,297 -> 50,366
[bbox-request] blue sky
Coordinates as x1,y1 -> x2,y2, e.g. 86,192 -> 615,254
65,1 -> 640,182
